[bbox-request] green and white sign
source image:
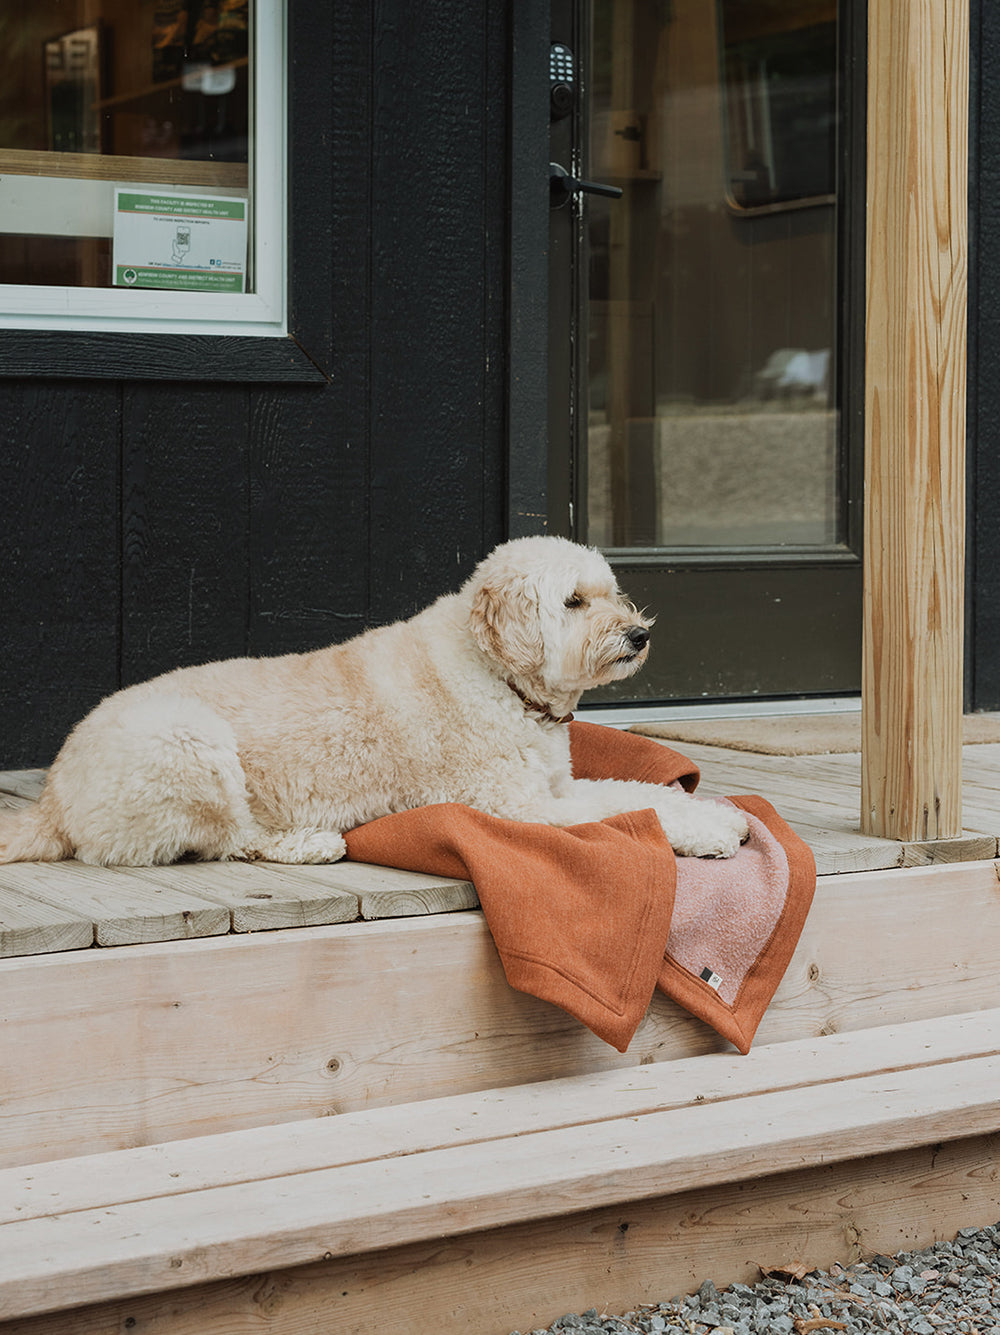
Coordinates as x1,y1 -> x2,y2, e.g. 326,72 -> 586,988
112,190 -> 248,293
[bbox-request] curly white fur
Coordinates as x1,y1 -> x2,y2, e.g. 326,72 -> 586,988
0,537 -> 748,866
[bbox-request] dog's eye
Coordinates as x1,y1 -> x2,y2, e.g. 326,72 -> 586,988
564,592 -> 586,609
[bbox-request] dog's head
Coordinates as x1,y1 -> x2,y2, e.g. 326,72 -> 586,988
466,537 -> 653,704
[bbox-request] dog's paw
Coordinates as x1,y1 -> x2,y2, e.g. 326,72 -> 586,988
661,801 -> 750,860
239,827 -> 348,864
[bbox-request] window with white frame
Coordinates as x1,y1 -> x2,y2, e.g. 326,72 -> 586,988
0,0 -> 284,337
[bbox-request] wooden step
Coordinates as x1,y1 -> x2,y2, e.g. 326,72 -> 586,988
2,857 -> 999,1174
1,1007 -> 999,1324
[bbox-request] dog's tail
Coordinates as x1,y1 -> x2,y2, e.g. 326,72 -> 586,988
0,803 -> 71,863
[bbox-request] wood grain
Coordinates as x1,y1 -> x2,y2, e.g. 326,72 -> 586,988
0,773 -> 46,801
277,860 -> 479,919
0,862 -> 229,948
862,0 -> 969,839
0,148 -> 247,189
1,860 -> 999,1170
2,1053 -> 999,1318
122,862 -> 359,933
4,1008 -> 998,1228
675,739 -> 1000,875
3,1131 -> 995,1335
0,887 -> 92,959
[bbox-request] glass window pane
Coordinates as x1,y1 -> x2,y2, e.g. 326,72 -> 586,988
0,0 -> 252,294
586,0 -> 842,552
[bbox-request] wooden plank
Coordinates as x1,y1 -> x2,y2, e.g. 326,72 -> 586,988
0,887 -> 92,959
121,862 -> 359,933
862,0 -> 969,839
4,1008 -> 999,1228
0,148 -> 247,189
902,834 -> 998,866
0,860 -> 999,1170
0,864 -> 229,948
668,740 -> 1000,869
1,1054 -> 999,1318
0,773 -> 45,801
274,861 -> 479,919
756,859 -> 1000,1045
5,1134 -> 991,1335
767,822 -> 901,876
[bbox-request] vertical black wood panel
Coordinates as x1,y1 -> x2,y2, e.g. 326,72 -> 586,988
285,0 -> 336,374
367,0 -> 506,622
248,387 -> 369,655
246,0 -> 369,658
120,384 -> 250,683
480,0 -> 510,553
970,0 -> 1000,709
0,383 -> 120,765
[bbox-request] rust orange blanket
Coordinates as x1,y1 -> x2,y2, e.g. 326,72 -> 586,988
344,720 -> 815,1053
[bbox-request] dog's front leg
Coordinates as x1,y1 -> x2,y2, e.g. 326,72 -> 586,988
504,778 -> 748,859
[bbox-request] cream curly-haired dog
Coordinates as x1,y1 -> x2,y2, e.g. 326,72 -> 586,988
0,537 -> 748,867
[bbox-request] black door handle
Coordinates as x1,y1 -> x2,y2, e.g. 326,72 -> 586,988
549,162 -> 623,208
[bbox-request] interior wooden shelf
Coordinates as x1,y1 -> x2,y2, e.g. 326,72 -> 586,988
0,148 -> 247,190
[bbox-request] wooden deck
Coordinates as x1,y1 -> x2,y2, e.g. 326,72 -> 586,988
672,737 -> 1000,874
2,738 -> 1000,1333
1,736 -> 998,958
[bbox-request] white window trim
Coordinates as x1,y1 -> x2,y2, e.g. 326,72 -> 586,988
0,1 -> 286,338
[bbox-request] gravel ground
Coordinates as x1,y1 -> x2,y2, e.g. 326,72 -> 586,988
510,1224 -> 1000,1335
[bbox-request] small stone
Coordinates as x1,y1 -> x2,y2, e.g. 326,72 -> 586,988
699,1280 -> 721,1307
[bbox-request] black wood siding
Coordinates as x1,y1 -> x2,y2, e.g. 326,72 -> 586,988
0,0 -> 510,767
969,0 -> 1000,711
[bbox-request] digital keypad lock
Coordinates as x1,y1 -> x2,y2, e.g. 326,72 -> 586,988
550,43 -> 575,120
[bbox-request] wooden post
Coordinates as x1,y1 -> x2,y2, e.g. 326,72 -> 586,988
861,0 -> 968,841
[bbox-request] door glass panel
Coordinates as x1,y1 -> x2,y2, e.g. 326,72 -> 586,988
585,0 -> 841,552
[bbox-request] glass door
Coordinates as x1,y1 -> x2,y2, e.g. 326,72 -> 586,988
548,0 -> 863,704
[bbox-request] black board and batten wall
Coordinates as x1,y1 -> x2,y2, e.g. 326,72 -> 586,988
0,2 -> 510,768
1,0 -> 999,769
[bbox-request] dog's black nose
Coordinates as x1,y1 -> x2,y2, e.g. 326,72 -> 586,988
625,625 -> 650,650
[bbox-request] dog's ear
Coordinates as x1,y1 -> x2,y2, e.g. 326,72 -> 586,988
469,577 -> 544,675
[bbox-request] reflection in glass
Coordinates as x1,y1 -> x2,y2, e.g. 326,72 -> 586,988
0,0 -> 250,289
586,0 -> 841,551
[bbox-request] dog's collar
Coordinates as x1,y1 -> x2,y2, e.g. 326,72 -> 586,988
506,679 -> 574,726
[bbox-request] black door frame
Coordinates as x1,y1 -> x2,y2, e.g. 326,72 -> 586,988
509,0 -> 871,706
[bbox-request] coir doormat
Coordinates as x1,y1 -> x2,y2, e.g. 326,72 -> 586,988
631,712 -> 1000,756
